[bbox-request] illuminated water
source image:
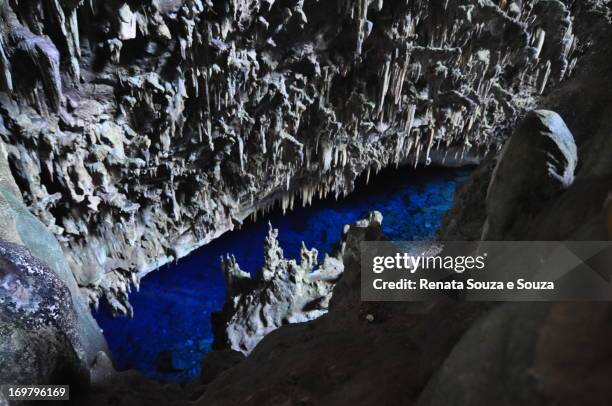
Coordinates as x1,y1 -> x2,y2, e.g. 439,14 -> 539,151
95,166 -> 470,382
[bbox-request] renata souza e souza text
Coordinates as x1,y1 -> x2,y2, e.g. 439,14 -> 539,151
370,252 -> 554,290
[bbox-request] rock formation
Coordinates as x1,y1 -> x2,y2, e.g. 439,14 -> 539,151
194,207 -> 491,405
0,0 -> 580,314
440,4 -> 612,243
482,109 -> 577,240
0,136 -> 107,376
0,241 -> 85,389
194,91 -> 612,404
214,212 -> 381,354
2,0 -> 612,404
172,6 -> 612,405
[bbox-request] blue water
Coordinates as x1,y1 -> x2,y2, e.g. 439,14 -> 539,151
94,166 -> 470,382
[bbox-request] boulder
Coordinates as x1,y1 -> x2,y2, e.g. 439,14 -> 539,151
0,241 -> 85,385
482,110 -> 577,240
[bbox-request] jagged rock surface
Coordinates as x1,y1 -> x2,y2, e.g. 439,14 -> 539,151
195,9 -> 612,405
0,0 -> 581,313
70,7 -> 612,404
214,212 -> 381,354
440,7 -> 612,242
195,211 -> 494,405
0,137 -> 107,367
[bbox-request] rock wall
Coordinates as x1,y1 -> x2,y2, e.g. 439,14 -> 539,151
0,137 -> 107,369
193,33 -> 612,403
71,4 -> 612,403
193,5 -> 612,404
439,4 -> 612,243
0,0 -> 580,314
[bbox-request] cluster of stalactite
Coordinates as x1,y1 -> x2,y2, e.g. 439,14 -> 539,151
0,0 -> 580,314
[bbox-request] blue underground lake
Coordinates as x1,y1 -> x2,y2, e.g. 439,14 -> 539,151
94,166 -> 471,382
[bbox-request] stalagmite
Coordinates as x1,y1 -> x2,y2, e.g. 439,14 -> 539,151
215,214 -> 383,354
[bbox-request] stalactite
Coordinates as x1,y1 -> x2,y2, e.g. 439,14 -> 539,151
0,0 -> 584,314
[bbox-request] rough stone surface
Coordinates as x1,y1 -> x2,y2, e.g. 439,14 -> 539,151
0,0 -> 581,314
0,138 -> 107,367
3,1 -> 612,405
0,240 -> 85,386
195,215 -> 493,405
0,140 -> 23,245
70,5 -> 612,404
78,226 -> 612,405
440,9 -> 612,242
191,10 -> 612,405
213,212 -> 380,354
74,368 -> 188,406
199,350 -> 246,385
436,154 -> 495,241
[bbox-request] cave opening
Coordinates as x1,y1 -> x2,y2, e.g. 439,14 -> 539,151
94,164 -> 472,382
